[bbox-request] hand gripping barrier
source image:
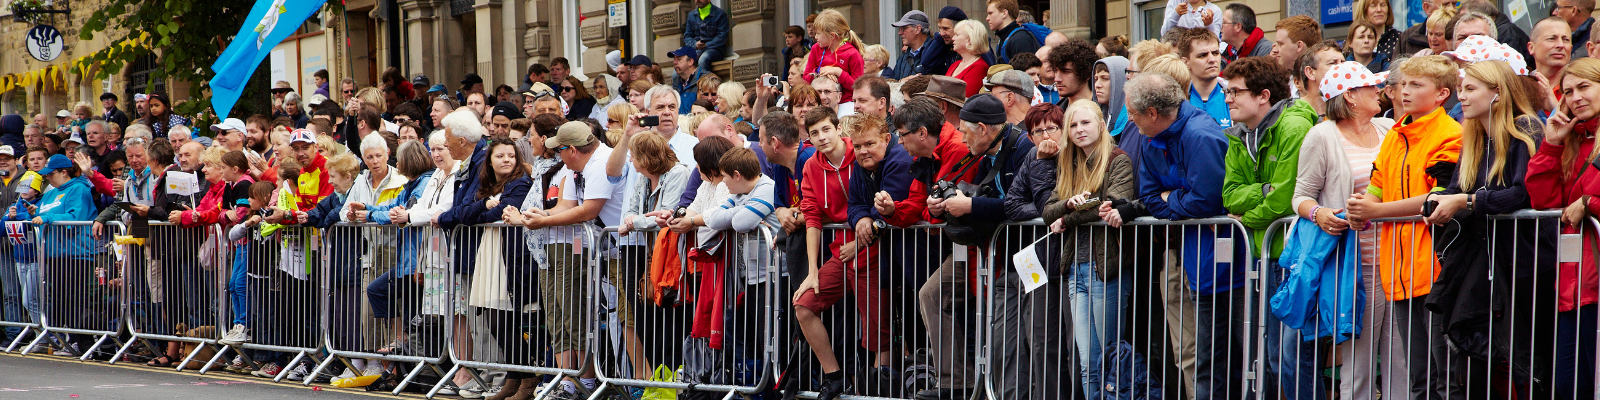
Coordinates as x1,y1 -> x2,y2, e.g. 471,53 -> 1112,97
312,223 -> 449,392
22,221 -> 128,361
111,221 -> 226,371
590,225 -> 780,400
426,222 -> 602,399
982,217 -> 1259,400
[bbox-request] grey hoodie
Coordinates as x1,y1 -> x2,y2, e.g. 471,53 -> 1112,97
1092,56 -> 1130,129
1224,98 -> 1295,162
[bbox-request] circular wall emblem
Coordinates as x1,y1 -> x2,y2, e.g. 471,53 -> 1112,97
26,25 -> 64,62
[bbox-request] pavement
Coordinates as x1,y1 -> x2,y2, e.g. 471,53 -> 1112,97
0,352 -> 415,399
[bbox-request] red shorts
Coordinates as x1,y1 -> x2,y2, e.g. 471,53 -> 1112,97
793,244 -> 891,352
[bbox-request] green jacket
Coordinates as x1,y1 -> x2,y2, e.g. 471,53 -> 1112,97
1222,98 -> 1316,258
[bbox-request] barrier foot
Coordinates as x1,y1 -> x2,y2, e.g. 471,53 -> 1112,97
273,352 -> 307,383
198,345 -> 230,375
425,363 -> 462,399
585,382 -> 610,400
392,361 -> 426,395
20,329 -> 50,355
108,337 -> 146,365
304,355 -> 337,386
5,328 -> 33,353
78,334 -> 110,361
532,372 -> 568,400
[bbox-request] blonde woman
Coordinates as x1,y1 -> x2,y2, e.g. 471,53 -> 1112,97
1353,0 -> 1400,58
1042,99 -> 1138,399
604,102 -> 639,145
861,44 -> 891,77
716,81 -> 747,122
948,20 -> 991,97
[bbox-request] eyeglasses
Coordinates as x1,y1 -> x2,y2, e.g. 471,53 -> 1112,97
1224,87 -> 1256,99
816,89 -> 840,96
1030,126 -> 1060,136
394,117 -> 413,123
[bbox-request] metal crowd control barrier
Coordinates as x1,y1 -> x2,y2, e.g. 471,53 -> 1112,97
197,224 -> 326,383
428,222 -> 600,399
111,222 -> 225,371
783,223 -> 949,400
22,221 -> 127,360
590,225 -> 780,400
980,217 -> 1259,400
312,223 -> 448,392
0,218 -> 43,353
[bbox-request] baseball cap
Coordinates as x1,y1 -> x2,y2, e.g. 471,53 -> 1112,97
668,46 -> 699,61
134,93 -> 148,102
959,93 -> 1007,125
54,110 -> 70,118
412,74 -> 431,88
460,73 -> 484,86
891,10 -> 931,29
0,145 -> 15,158
428,84 -> 448,93
289,129 -> 318,145
626,55 -> 653,66
985,70 -> 1035,99
492,101 -> 525,120
1440,35 -> 1531,75
14,171 -> 40,194
64,132 -> 83,145
210,118 -> 247,133
37,154 -> 72,176
545,121 -> 597,150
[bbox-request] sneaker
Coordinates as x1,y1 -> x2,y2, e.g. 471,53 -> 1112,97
285,363 -> 310,381
363,363 -> 386,377
252,362 -> 282,378
224,355 -> 251,374
218,324 -> 251,346
51,343 -> 79,357
458,380 -> 485,399
334,368 -> 357,380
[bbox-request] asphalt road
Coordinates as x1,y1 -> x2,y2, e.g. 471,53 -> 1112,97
0,353 -> 407,399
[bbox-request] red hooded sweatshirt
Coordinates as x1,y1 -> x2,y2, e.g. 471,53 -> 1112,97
801,136 -> 857,256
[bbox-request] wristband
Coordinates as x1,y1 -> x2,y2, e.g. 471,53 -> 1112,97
1310,205 -> 1323,225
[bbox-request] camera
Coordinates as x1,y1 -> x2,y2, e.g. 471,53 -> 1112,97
641,115 -> 660,127
928,180 -> 960,200
762,76 -> 780,87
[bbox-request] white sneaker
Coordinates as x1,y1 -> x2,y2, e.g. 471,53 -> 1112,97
363,363 -> 385,377
285,364 -> 309,381
334,368 -> 357,380
51,343 -> 79,356
217,324 -> 251,346
457,380 -> 485,399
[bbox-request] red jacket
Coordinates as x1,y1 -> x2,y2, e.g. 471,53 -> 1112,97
912,122 -> 978,223
1526,135 -> 1600,312
295,153 -> 334,210
179,176 -> 256,227
803,41 -> 865,102
947,59 -> 990,97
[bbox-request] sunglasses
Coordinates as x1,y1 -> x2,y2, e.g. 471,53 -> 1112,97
552,145 -> 572,152
342,90 -> 355,94
560,86 -> 575,92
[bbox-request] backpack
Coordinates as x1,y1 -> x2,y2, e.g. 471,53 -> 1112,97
998,23 -> 1052,61
1099,340 -> 1161,400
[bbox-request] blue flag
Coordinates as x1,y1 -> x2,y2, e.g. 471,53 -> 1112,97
209,0 -> 328,119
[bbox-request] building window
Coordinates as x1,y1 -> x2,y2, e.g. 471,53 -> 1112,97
1134,0 -> 1166,42
124,55 -> 165,101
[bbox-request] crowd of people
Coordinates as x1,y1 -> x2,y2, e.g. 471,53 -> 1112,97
4,0 -> 1600,399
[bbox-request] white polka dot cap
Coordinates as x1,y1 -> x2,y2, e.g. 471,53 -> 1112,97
1320,61 -> 1386,101
1440,35 -> 1530,75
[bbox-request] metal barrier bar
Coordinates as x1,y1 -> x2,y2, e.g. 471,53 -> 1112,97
312,223 -> 447,393
23,221 -> 127,360
427,222 -> 599,398
777,223 -> 952,400
0,215 -> 43,353
200,224 -> 327,383
589,225 -> 780,399
110,222 -> 226,372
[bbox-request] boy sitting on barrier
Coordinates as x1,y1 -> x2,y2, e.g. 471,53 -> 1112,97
791,115 -> 917,399
1343,54 -> 1463,400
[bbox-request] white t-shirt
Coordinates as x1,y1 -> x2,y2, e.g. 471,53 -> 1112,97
562,145 -> 628,242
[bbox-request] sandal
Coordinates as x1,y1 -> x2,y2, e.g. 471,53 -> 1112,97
147,356 -> 172,367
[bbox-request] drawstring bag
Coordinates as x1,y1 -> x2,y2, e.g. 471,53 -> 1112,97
640,365 -> 680,400
468,227 -> 513,311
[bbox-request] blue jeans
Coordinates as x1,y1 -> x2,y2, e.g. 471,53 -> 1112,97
1556,304 -> 1598,400
0,250 -> 23,338
697,48 -> 725,70
229,243 -> 249,326
17,262 -> 39,324
1193,288 -> 1248,400
1066,261 -> 1129,399
1261,262 -> 1327,400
